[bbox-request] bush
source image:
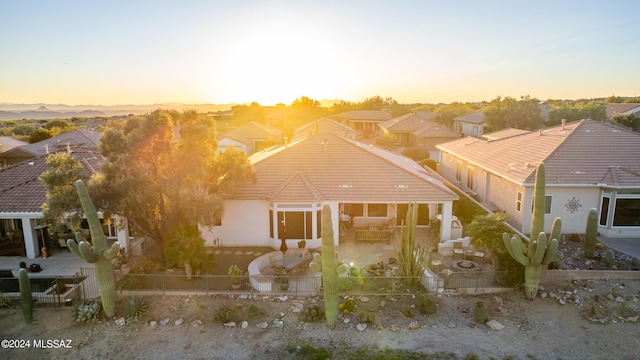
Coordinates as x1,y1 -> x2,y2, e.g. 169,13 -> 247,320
420,158 -> 438,171
375,133 -> 397,149
214,305 -> 235,323
300,304 -> 324,322
416,295 -> 437,315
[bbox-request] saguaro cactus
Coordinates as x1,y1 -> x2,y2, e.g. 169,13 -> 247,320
398,203 -> 426,286
309,204 -> 348,328
18,268 -> 33,323
585,208 -> 598,259
503,232 -> 562,299
67,180 -> 120,318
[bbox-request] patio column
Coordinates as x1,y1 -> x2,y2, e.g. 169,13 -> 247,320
23,218 -> 39,259
439,202 -> 453,241
115,215 -> 130,255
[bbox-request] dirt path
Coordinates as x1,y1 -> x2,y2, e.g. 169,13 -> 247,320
1,279 -> 638,359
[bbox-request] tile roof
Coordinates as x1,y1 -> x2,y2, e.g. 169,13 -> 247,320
379,113 -> 430,132
412,122 -> 460,138
234,131 -> 458,202
0,136 -> 28,152
483,128 -> 529,141
0,129 -> 101,158
0,147 -> 103,213
291,118 -> 356,142
454,111 -> 484,125
437,119 -> 640,186
606,103 -> 640,117
221,122 -> 282,144
338,110 -> 393,121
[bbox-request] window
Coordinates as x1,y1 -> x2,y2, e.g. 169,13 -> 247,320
455,162 -> 462,183
213,214 -> 222,227
367,204 -> 388,217
345,203 -> 363,217
467,166 -> 474,190
516,192 -> 522,212
599,196 -> 610,226
613,198 -> 640,226
531,195 -> 552,214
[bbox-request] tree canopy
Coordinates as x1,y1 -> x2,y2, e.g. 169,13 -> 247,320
548,101 -> 606,125
483,95 -> 544,131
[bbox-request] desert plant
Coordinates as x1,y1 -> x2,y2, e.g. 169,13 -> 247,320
473,301 -> 489,323
67,180 -> 120,318
358,310 -> 377,324
163,225 -> 206,280
585,208 -> 598,259
309,204 -> 348,328
402,307 -> 414,318
18,268 -> 33,324
339,298 -> 357,315
228,265 -> 243,286
604,250 -> 614,267
300,304 -> 324,323
502,163 -> 563,300
122,296 -> 149,318
73,301 -> 101,323
214,305 -> 234,323
0,294 -> 12,308
569,234 -> 581,243
416,294 -> 437,315
397,203 -> 428,286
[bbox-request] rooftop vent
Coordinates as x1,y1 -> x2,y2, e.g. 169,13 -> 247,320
338,184 -> 352,189
395,184 -> 408,189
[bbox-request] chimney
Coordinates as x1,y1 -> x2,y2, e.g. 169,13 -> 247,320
66,143 -> 71,154
539,129 -> 543,136
561,119 -> 566,130
45,144 -> 49,154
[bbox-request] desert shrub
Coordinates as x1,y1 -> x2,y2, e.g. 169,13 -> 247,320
338,277 -> 354,291
375,133 -> 398,149
569,234 -> 581,243
473,301 -> 489,323
339,298 -> 357,315
73,301 -> 101,323
416,295 -> 437,315
359,310 -> 377,324
0,295 -> 12,308
286,344 -> 331,360
420,158 -> 438,171
401,146 -> 430,161
300,304 -> 324,322
122,296 -> 149,318
214,305 -> 234,323
247,304 -> 266,320
402,307 -> 414,318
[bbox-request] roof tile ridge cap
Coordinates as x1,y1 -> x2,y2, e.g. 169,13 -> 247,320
526,120 -> 584,182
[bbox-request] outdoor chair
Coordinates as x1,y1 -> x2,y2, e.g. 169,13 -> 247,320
453,241 -> 464,260
473,250 -> 486,263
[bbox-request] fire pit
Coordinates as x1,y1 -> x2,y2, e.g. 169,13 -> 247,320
451,259 -> 481,273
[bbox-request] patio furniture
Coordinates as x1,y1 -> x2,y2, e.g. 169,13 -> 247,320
355,229 -> 392,244
473,250 -> 486,263
430,259 -> 442,272
453,241 -> 464,260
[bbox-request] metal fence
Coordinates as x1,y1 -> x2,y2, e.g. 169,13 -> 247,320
0,274 -> 86,308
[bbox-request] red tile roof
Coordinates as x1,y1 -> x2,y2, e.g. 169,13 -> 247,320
235,131 -> 458,202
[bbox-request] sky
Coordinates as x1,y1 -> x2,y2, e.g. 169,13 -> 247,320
1,0 -> 639,106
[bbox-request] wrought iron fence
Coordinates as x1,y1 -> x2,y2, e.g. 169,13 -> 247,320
0,274 -> 86,309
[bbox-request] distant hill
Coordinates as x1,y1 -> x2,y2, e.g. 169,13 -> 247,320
0,103 -> 236,120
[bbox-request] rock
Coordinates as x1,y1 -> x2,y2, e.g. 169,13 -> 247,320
356,323 -> 367,332
447,322 -> 456,328
607,294 -> 615,301
115,317 -> 126,327
540,292 -> 548,299
256,322 -> 268,329
409,321 -> 420,330
359,296 -> 370,303
487,320 -> 504,331
150,321 -> 157,327
558,299 -> 566,305
239,294 -> 249,299
343,318 -> 350,324
389,324 -> 399,332
191,320 -> 202,327
493,296 -> 504,306
241,321 -> 248,329
224,322 -> 237,327
160,318 -> 170,327
615,296 -> 625,303
175,318 -> 184,326
279,296 -> 288,302
273,320 -> 283,328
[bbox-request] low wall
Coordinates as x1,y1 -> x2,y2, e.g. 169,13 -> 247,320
541,269 -> 640,282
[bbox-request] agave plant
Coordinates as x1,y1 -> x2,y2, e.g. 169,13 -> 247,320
122,296 -> 149,318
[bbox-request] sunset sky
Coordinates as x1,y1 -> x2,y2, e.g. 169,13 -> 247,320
1,0 -> 639,106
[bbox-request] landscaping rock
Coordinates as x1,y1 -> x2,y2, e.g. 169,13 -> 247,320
487,320 -> 504,331
256,322 -> 268,329
175,318 -> 184,326
150,321 -> 157,327
160,318 -> 170,327
241,321 -> 248,329
409,321 -> 420,330
356,323 -> 367,332
224,322 -> 237,327
115,317 -> 126,327
191,320 -> 202,327
273,320 -> 283,328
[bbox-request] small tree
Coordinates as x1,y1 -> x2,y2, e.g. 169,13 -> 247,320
163,225 -> 207,280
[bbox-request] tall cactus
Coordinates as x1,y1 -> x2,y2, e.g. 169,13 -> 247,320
18,268 -> 33,323
585,208 -> 598,259
398,203 -> 426,286
502,162 -> 563,299
309,203 -> 348,328
67,180 -> 120,318
503,232 -> 561,299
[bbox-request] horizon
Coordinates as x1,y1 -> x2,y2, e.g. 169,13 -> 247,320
1,1 -> 639,106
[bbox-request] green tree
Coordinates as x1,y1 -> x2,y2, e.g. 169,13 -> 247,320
548,101 -> 606,125
28,128 -> 54,143
11,124 -> 35,136
43,119 -> 72,130
612,113 -> 639,132
230,102 -> 265,127
484,95 -> 544,131
94,109 -> 255,250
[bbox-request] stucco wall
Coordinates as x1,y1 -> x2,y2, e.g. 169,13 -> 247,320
200,200 -> 270,247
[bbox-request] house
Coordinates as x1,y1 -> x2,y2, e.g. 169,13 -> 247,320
0,129 -> 101,167
334,110 -> 393,131
0,147 -> 124,259
606,103 -> 640,118
200,131 -> 459,250
217,122 -> 283,154
453,111 -> 485,137
0,136 -> 28,155
437,119 -> 640,238
291,117 -> 357,142
378,112 -> 459,159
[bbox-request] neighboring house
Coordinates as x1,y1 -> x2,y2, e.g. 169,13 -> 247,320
606,103 -> 640,118
291,117 -> 357,142
0,129 -> 101,167
437,119 -> 640,238
0,147 -> 132,259
334,110 -> 393,131
0,136 -> 28,155
208,109 -> 234,132
453,111 -> 485,137
200,131 -> 459,249
217,122 -> 283,154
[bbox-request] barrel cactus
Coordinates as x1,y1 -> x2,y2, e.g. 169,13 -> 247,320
585,208 -> 598,259
18,268 -> 33,324
309,203 -> 348,328
67,180 -> 120,318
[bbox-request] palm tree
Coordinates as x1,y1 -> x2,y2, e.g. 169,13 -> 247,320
163,225 -> 206,280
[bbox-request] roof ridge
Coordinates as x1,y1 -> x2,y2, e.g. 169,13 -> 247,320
268,170 -> 322,200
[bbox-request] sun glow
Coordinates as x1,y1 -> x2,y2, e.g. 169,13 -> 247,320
209,22 -> 354,105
